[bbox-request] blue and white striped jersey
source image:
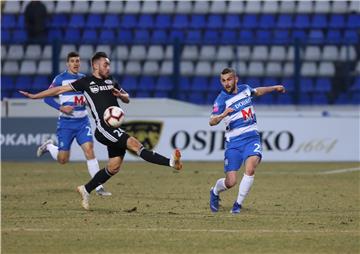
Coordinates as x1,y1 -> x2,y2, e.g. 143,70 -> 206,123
212,84 -> 259,144
50,70 -> 87,119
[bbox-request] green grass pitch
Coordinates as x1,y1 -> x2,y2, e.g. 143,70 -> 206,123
2,161 -> 359,254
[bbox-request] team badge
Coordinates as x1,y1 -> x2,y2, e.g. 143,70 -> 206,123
89,85 -> 99,93
105,79 -> 113,85
121,121 -> 163,150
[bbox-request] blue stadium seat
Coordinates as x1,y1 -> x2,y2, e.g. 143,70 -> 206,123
282,78 -> 295,92
86,14 -> 103,28
207,14 -> 223,29
299,93 -> 312,104
154,91 -> 169,98
294,14 -> 310,29
1,29 -> 11,43
155,14 -> 171,29
117,29 -> 133,43
347,14 -> 360,29
263,78 -> 278,86
138,14 -> 154,29
99,30 -> 115,43
246,78 -> 261,87
190,14 -> 206,29
344,30 -> 358,43
138,76 -> 156,91
292,30 -> 307,40
242,14 -> 258,28
136,91 -> 151,98
12,29 -> 27,43
134,30 -> 150,43
209,76 -> 220,91
51,14 -> 68,28
103,14 -> 120,29
15,76 -> 32,90
155,76 -> 174,91
206,91 -> 218,104
179,77 -> 191,91
335,93 -> 351,104
1,14 -> 17,29
256,29 -> 271,43
329,15 -> 345,28
64,28 -> 81,43
185,30 -> 202,44
169,30 -> 185,42
32,75 -> 50,91
300,78 -> 314,92
122,76 -> 138,91
276,93 -> 293,104
188,92 -> 206,104
68,14 -> 85,28
1,75 -> 15,92
259,14 -> 275,29
314,78 -> 331,92
191,77 -> 208,92
221,30 -> 237,43
350,92 -> 360,104
203,30 -> 219,44
17,15 -> 25,29
326,30 -> 342,44
254,94 -> 273,104
309,30 -> 324,42
277,14 -> 293,28
238,30 -> 253,42
350,77 -> 360,91
173,14 -> 189,29
82,29 -> 98,43
152,29 -> 168,43
311,14 -> 327,29
224,14 -> 241,29
121,14 -> 137,29
273,30 -> 290,44
312,93 -> 328,104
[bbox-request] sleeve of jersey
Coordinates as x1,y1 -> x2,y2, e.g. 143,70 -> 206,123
211,99 -> 225,116
247,85 -> 257,96
43,80 -> 61,111
69,78 -> 84,92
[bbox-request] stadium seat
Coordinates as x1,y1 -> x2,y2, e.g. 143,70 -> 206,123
15,75 -> 32,90
89,1 -> 107,13
312,93 -> 328,105
311,14 -> 328,29
99,30 -> 115,43
300,78 -> 314,92
117,29 -> 133,43
279,1 -> 296,13
252,46 -> 268,61
123,1 -> 141,13
182,46 -> 199,60
217,46 -> 234,61
133,30 -> 150,43
191,76 -> 208,91
1,29 -> 11,43
50,14 -> 68,28
19,60 -> 37,75
175,1 -> 193,13
68,14 -> 85,28
138,14 -> 154,29
82,29 -> 98,43
3,1 -> 21,13
194,62 -> 212,76
78,45 -> 94,60
155,76 -> 174,91
245,1 -> 262,13
151,29 -> 168,43
48,29 -> 63,42
199,46 -> 217,60
269,46 -> 286,61
173,14 -> 189,29
143,61 -> 160,75
37,60 -> 52,75
7,45 -> 24,60
259,14 -> 276,28
124,61 -> 142,75
262,1 -> 279,13
159,60 -> 173,75
321,46 -> 339,61
55,1 -> 72,13
141,1 -> 158,13
106,1 -> 123,13
204,30 -> 219,44
238,30 -> 253,42
220,30 -> 237,44
314,1 -> 331,13
72,1 -> 90,13
318,62 -> 335,76
12,29 -> 27,43
256,30 -> 272,42
185,30 -> 202,44
1,14 -> 17,29
188,92 -> 206,104
329,15 -> 345,28
154,14 -> 172,29
294,14 -> 310,29
296,1 -> 313,13
207,14 -> 223,29
138,76 -> 156,91
224,15 -> 241,29
314,78 -> 331,92
304,46 -> 321,61
122,76 -> 138,91
32,75 -> 50,91
121,14 -> 137,29
103,14 -> 120,28
242,14 -> 258,28
193,1 -> 210,13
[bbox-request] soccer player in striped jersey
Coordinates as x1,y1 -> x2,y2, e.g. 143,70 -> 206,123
209,68 -> 285,214
36,52 -> 111,196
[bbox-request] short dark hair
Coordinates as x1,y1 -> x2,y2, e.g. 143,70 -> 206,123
91,52 -> 108,64
221,67 -> 236,76
67,52 -> 79,62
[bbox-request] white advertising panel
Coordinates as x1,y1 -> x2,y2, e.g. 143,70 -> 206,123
67,116 -> 359,162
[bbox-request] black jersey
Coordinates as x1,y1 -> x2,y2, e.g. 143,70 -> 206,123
69,75 -> 121,127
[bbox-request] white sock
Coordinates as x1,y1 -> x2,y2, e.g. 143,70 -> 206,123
236,174 -> 254,205
86,158 -> 104,191
47,144 -> 59,160
213,178 -> 227,196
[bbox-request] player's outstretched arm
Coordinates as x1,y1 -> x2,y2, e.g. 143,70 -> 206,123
19,85 -> 73,99
209,108 -> 234,126
254,85 -> 286,97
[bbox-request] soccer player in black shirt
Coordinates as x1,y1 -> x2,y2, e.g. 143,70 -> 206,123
20,52 -> 182,210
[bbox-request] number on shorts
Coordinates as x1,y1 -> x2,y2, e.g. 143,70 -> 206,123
86,126 -> 92,136
254,143 -> 261,153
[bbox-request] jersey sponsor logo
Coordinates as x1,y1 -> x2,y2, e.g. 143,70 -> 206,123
212,103 -> 219,113
90,81 -> 96,85
104,79 -> 113,84
90,85 -> 99,93
121,121 -> 163,150
241,106 -> 254,120
233,97 -> 251,110
99,84 -> 114,91
74,95 -> 86,105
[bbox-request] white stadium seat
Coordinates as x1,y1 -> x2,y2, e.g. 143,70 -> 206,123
193,1 -> 210,13
237,46 -> 251,60
296,1 -> 313,13
129,46 -> 147,60
262,1 -> 279,13
24,45 -> 42,59
216,46 -> 234,61
252,46 -> 269,61
322,46 -> 339,61
54,1 -> 73,13
195,61 -> 212,76
158,1 -> 175,13
269,46 -> 287,61
231,61 -> 247,76
147,45 -> 165,61
95,45 -> 112,57
314,1 -> 331,13
265,62 -> 282,76
38,60 -> 52,74
116,46 -> 129,59
209,1 -> 227,13
248,62 -> 265,76
124,61 -> 142,75
143,61 -> 160,75
304,46 -> 321,61
60,45 -> 77,60
175,1 -> 193,13
279,1 -> 296,13
3,1 -> 22,13
199,46 -> 217,60
72,1 -> 90,13
245,1 -> 262,13
227,1 -> 245,13
123,1 -> 141,13
213,61 -> 230,74
180,61 -> 195,75
7,45 -> 24,60
283,62 -> 294,76
106,1 -> 123,13
78,45 -> 94,61
182,46 -> 199,60
159,61 -> 173,75
3,61 -> 19,74
89,1 -> 107,13
301,62 -> 317,76
141,1 -> 158,13
318,62 -> 335,76
339,46 -> 357,61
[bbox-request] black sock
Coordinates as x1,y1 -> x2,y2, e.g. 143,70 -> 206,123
85,168 -> 113,193
139,148 -> 170,167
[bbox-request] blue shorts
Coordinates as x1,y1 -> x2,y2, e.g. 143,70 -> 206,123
224,135 -> 262,172
57,117 -> 93,151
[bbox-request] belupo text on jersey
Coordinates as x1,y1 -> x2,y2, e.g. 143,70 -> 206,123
212,85 -> 258,143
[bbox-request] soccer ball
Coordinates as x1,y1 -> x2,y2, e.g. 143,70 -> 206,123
103,106 -> 125,128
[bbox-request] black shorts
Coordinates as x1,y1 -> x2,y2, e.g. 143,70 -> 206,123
94,125 -> 130,158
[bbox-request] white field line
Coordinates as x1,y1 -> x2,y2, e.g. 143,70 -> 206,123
317,167 -> 360,175
2,227 -> 358,234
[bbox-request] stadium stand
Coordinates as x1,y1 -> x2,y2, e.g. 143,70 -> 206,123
1,0 -> 359,105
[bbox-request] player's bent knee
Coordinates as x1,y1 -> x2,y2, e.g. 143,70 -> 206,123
225,179 -> 237,188
126,137 -> 143,153
107,166 -> 120,174
58,158 -> 68,164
